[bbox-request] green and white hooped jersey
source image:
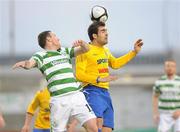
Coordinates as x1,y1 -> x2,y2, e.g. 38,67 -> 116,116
31,47 -> 81,97
153,75 -> 180,112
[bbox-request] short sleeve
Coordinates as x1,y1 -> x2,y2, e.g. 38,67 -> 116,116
153,82 -> 161,95
31,52 -> 44,68
65,47 -> 74,58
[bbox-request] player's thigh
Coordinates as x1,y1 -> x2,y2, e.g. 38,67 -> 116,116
50,97 -> 71,131
103,105 -> 114,130
83,90 -> 106,118
158,113 -> 174,132
72,92 -> 96,126
174,117 -> 180,132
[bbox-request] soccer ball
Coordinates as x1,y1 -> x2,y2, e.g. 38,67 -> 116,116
90,5 -> 108,22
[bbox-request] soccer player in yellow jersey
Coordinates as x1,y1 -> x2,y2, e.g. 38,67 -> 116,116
76,21 -> 143,132
21,87 -> 81,132
21,88 -> 50,132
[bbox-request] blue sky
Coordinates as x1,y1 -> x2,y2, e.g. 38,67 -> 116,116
0,0 -> 179,55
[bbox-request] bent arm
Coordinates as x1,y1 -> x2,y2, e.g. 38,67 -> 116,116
76,55 -> 97,83
73,40 -> 90,57
109,51 -> 136,69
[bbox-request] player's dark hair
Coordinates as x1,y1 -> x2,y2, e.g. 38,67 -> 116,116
88,21 -> 105,41
38,31 -> 51,49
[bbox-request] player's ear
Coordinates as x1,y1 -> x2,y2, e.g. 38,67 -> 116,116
92,34 -> 97,39
46,36 -> 51,42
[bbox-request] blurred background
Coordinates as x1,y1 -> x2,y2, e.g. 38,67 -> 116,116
0,0 -> 180,131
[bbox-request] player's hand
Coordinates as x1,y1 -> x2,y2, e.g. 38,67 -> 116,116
21,125 -> 30,132
12,61 -> 26,69
172,110 -> 180,120
133,39 -> 143,54
98,75 -> 118,83
153,114 -> 159,124
72,40 -> 87,47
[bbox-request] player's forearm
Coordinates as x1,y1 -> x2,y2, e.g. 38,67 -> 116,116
23,60 -> 33,69
24,113 -> 33,126
110,51 -> 136,69
152,95 -> 159,115
80,42 -> 89,53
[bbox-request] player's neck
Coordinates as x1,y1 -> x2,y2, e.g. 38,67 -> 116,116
45,45 -> 59,51
91,41 -> 103,47
167,74 -> 175,80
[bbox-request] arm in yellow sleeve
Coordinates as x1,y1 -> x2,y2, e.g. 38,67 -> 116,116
75,54 -> 97,84
108,51 -> 136,69
26,91 -> 40,115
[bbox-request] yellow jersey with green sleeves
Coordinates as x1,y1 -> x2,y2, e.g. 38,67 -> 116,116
75,44 -> 136,89
27,88 -> 50,129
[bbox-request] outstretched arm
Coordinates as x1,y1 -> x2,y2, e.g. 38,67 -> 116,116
109,39 -> 143,69
73,40 -> 90,57
12,59 -> 36,70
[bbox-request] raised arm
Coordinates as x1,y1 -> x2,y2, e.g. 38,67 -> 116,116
73,40 -> 90,57
109,39 -> 143,69
12,59 -> 36,70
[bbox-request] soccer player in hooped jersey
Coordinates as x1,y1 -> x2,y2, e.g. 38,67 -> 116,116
13,31 -> 98,132
153,60 -> 180,132
75,21 -> 143,132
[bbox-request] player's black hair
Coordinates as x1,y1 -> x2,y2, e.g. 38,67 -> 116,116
38,30 -> 51,49
88,21 -> 105,41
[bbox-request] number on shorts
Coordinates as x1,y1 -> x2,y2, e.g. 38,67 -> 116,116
85,104 -> 92,112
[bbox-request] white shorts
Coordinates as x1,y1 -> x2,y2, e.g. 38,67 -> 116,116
158,113 -> 180,132
50,91 -> 96,132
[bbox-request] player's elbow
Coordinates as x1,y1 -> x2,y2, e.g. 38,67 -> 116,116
110,63 -> 124,69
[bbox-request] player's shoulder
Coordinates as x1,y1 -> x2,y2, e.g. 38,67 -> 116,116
158,75 -> 167,81
39,87 -> 48,93
104,46 -> 109,50
175,75 -> 180,81
37,88 -> 49,97
33,51 -> 46,57
155,75 -> 167,84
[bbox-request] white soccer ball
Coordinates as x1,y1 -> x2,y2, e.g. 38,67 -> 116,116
90,5 -> 108,22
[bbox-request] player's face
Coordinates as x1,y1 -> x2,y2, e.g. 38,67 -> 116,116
96,26 -> 108,45
164,61 -> 176,77
49,32 -> 61,49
